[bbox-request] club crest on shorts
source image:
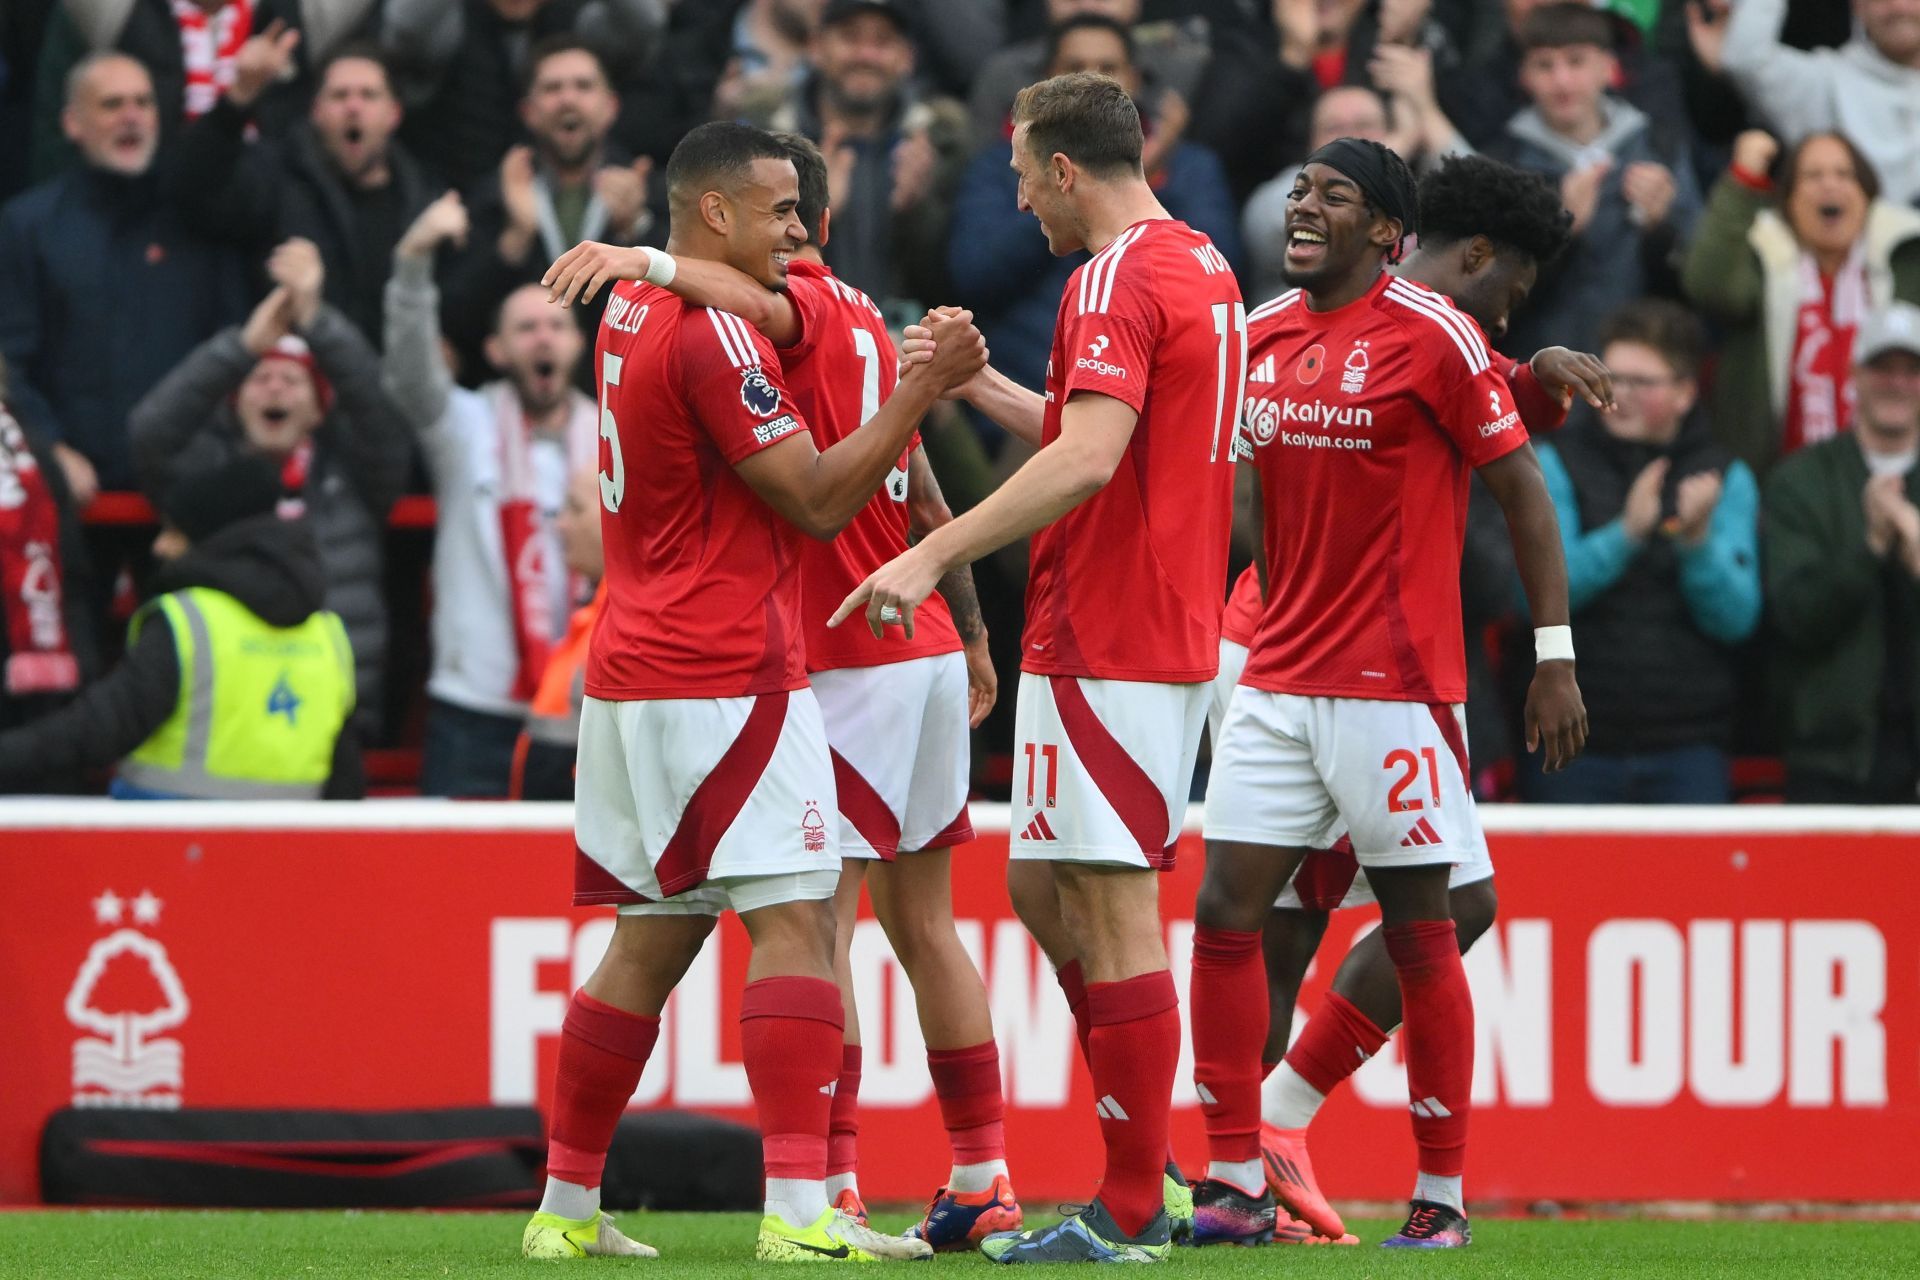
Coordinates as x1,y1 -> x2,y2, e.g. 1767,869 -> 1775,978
740,367 -> 781,418
802,803 -> 828,854
1297,343 -> 1327,385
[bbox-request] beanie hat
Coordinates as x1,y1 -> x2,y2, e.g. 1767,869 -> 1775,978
162,455 -> 285,544
254,335 -> 335,415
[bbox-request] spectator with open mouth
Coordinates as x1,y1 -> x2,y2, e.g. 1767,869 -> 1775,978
1684,128 -> 1920,477
385,192 -> 599,799
129,236 -> 410,759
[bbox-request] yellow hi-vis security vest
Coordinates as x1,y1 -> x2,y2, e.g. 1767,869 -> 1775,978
118,587 -> 355,799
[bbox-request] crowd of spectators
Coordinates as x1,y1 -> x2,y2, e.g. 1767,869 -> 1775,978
0,0 -> 1914,805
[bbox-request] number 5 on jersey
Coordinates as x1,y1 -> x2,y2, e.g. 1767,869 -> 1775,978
600,350 -> 627,513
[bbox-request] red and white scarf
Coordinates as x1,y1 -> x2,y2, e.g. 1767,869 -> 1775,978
488,385 -> 599,702
0,407 -> 79,696
1782,245 -> 1868,456
172,0 -> 254,120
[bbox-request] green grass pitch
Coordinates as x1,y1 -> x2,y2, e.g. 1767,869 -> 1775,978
3,1210 -> 1917,1278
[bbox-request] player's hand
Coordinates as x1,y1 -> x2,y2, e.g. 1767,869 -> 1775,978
1670,469 -> 1722,545
396,190 -> 469,261
241,284 -> 295,356
229,18 -> 300,109
268,238 -> 325,329
1623,161 -> 1677,228
1731,128 -> 1779,181
962,632 -> 996,727
1561,159 -> 1611,235
829,544 -> 944,639
1525,659 -> 1586,772
50,442 -> 98,510
544,241 -> 652,307
595,157 -> 653,239
1621,457 -> 1669,543
909,309 -> 987,394
897,323 -> 937,374
1531,346 -> 1613,411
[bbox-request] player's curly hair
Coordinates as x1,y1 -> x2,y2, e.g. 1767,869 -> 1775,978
1417,154 -> 1573,268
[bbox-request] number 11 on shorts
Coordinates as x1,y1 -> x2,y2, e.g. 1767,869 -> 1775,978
1023,742 -> 1059,809
1384,747 -> 1442,812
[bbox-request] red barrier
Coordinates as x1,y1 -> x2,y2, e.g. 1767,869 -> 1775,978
0,804 -> 1912,1205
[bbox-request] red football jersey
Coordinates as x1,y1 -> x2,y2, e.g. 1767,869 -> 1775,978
1219,334 -> 1566,651
780,258 -> 959,672
1237,273 -> 1526,704
1023,219 -> 1246,682
586,283 -> 812,700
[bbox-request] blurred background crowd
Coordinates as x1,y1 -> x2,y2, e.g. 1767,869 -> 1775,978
0,0 -> 1911,807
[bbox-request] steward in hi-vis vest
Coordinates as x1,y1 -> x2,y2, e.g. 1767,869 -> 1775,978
0,456 -> 356,798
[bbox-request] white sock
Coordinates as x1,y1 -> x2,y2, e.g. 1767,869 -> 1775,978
766,1177 -> 830,1227
825,1172 -> 858,1200
1414,1171 -> 1464,1214
1205,1159 -> 1265,1197
948,1159 -> 1008,1194
539,1177 -> 599,1221
1263,1062 -> 1327,1130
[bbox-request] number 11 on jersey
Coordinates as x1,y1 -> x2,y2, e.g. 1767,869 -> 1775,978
1210,301 -> 1249,463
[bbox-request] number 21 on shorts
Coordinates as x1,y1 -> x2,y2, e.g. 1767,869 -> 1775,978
1023,741 -> 1059,809
1384,747 -> 1442,812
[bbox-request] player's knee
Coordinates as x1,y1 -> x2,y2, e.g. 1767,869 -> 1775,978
1450,878 -> 1498,951
1194,868 -> 1267,933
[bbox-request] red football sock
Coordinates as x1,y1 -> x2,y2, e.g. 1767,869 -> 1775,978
1085,970 -> 1181,1237
1055,958 -> 1092,1065
1284,989 -> 1390,1097
546,991 -> 659,1188
927,1040 -> 1007,1166
1384,921 -> 1472,1177
741,976 -> 845,1182
1189,926 -> 1267,1165
827,1043 -> 862,1180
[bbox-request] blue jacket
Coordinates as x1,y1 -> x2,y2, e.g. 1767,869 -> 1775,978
0,164 -> 249,487
947,139 -> 1242,420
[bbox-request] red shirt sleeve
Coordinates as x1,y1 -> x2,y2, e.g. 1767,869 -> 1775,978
677,306 -> 809,465
1497,350 -> 1570,434
1424,334 -> 1529,468
1056,267 -> 1154,414
780,275 -> 829,360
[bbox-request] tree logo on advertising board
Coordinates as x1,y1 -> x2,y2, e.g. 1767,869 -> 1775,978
65,890 -> 187,1108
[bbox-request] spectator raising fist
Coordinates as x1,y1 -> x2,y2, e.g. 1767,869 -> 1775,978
228,19 -> 302,110
396,192 -> 471,263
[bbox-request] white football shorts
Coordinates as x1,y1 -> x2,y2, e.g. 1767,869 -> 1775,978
1010,672 -> 1209,870
574,690 -> 841,916
1205,688 -> 1490,871
810,651 -> 974,860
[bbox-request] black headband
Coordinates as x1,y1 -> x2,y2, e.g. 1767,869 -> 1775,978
1305,137 -> 1419,247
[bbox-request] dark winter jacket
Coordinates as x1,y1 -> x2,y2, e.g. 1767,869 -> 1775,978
0,513 -> 354,791
163,99 -> 442,346
0,164 -> 250,487
1540,413 -> 1760,754
127,305 -> 409,724
1763,435 -> 1920,791
1489,98 -> 1703,359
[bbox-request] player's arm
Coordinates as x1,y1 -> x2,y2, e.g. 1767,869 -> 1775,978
1477,442 -> 1589,772
734,311 -> 986,539
544,242 -> 802,346
901,318 -> 1045,448
1233,450 -> 1266,598
907,446 -> 996,727
830,391 -> 1136,636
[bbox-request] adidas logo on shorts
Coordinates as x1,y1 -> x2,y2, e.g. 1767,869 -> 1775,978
1399,817 -> 1443,848
1020,813 -> 1058,842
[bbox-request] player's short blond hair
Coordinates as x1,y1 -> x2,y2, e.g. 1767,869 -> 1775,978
1012,72 -> 1142,179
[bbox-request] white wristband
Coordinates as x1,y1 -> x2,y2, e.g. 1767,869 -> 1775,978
642,249 -> 677,288
1535,625 -> 1575,663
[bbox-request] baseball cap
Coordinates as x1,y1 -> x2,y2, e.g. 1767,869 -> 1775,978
1856,302 -> 1920,367
820,0 -> 909,33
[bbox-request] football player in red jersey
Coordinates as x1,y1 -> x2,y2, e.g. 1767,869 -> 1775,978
520,120 -> 983,1265
1191,139 -> 1586,1251
1220,155 -> 1611,1247
546,133 -> 1023,1251
830,72 -> 1246,1264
